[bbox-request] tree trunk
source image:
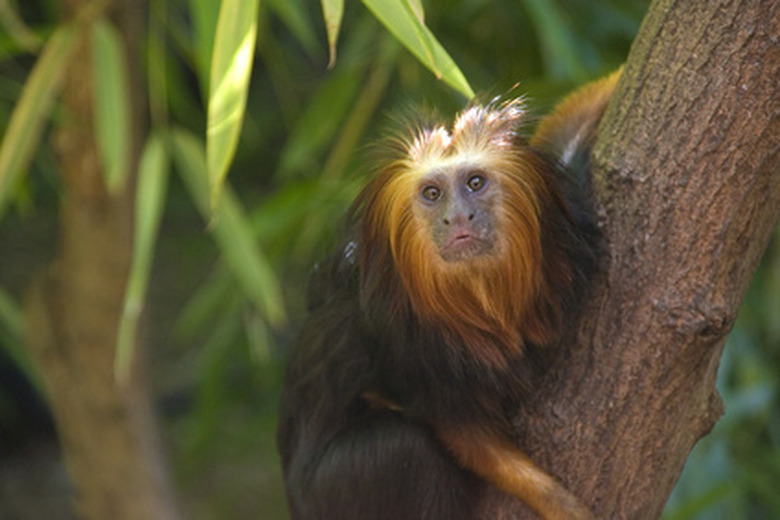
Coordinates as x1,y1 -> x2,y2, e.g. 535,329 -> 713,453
495,0 -> 779,518
24,1 -> 180,519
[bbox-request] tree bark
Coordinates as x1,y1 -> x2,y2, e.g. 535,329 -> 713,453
496,0 -> 779,518
24,1 -> 180,519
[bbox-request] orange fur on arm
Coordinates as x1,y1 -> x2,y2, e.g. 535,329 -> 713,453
279,70 -> 621,520
352,95 -> 605,517
438,424 -> 595,520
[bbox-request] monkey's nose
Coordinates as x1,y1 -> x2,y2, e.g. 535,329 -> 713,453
443,212 -> 475,226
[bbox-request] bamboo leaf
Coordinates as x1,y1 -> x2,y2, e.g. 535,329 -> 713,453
0,22 -> 79,216
187,0 -> 221,97
147,4 -> 168,127
276,67 -> 360,179
206,0 -> 260,211
406,0 -> 424,23
520,0 -> 586,82
91,18 -> 132,193
0,287 -> 41,389
173,266 -> 235,341
0,0 -> 43,52
317,38 -> 396,183
320,0 -> 344,68
115,133 -> 169,383
266,0 -> 318,56
171,128 -> 286,327
360,0 -> 474,98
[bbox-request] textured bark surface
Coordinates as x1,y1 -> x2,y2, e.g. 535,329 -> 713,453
24,1 -> 180,519
496,0 -> 779,518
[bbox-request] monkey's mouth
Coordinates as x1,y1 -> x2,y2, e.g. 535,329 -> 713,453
440,231 -> 490,261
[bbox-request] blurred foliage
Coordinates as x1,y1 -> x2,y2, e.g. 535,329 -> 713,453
0,0 -> 777,519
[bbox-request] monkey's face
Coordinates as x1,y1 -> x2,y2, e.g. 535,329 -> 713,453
359,99 -> 547,352
415,165 -> 499,263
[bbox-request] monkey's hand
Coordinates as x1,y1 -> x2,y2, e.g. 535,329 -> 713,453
438,424 -> 595,520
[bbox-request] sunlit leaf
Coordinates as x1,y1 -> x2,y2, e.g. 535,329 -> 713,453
320,0 -> 344,68
188,0 -> 221,96
206,0 -> 260,211
116,133 -> 169,383
406,0 -> 424,23
171,128 -> 285,327
91,18 -> 132,193
360,0 -> 474,98
0,22 -> 79,216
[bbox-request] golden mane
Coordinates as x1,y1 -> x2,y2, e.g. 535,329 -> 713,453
359,100 -> 564,366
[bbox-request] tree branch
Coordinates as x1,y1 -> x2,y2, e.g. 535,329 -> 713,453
495,0 -> 779,517
24,1 -> 181,518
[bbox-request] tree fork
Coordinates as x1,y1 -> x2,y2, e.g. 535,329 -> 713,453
490,1 -> 778,518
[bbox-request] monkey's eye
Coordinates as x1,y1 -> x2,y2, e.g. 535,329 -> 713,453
421,185 -> 441,202
467,174 -> 486,192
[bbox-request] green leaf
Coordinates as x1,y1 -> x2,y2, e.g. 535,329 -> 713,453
0,0 -> 43,52
187,0 -> 221,97
320,0 -> 344,68
115,133 -> 169,383
318,37 -> 396,183
266,0 -> 318,56
276,68 -> 361,179
520,0 -> 586,82
360,0 -> 474,99
245,308 -> 272,363
171,128 -> 286,327
173,266 -> 235,342
0,287 -> 39,387
91,18 -> 132,193
206,0 -> 260,211
147,4 -> 169,127
408,0 -> 424,21
0,22 -> 79,216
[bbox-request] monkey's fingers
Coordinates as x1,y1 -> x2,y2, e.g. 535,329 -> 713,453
438,425 -> 595,520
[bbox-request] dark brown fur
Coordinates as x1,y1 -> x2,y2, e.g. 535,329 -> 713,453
278,70 -> 620,519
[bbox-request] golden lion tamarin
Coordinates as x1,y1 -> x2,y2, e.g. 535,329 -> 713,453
278,69 -> 621,520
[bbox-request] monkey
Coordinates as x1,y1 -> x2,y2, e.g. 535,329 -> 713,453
277,69 -> 622,520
